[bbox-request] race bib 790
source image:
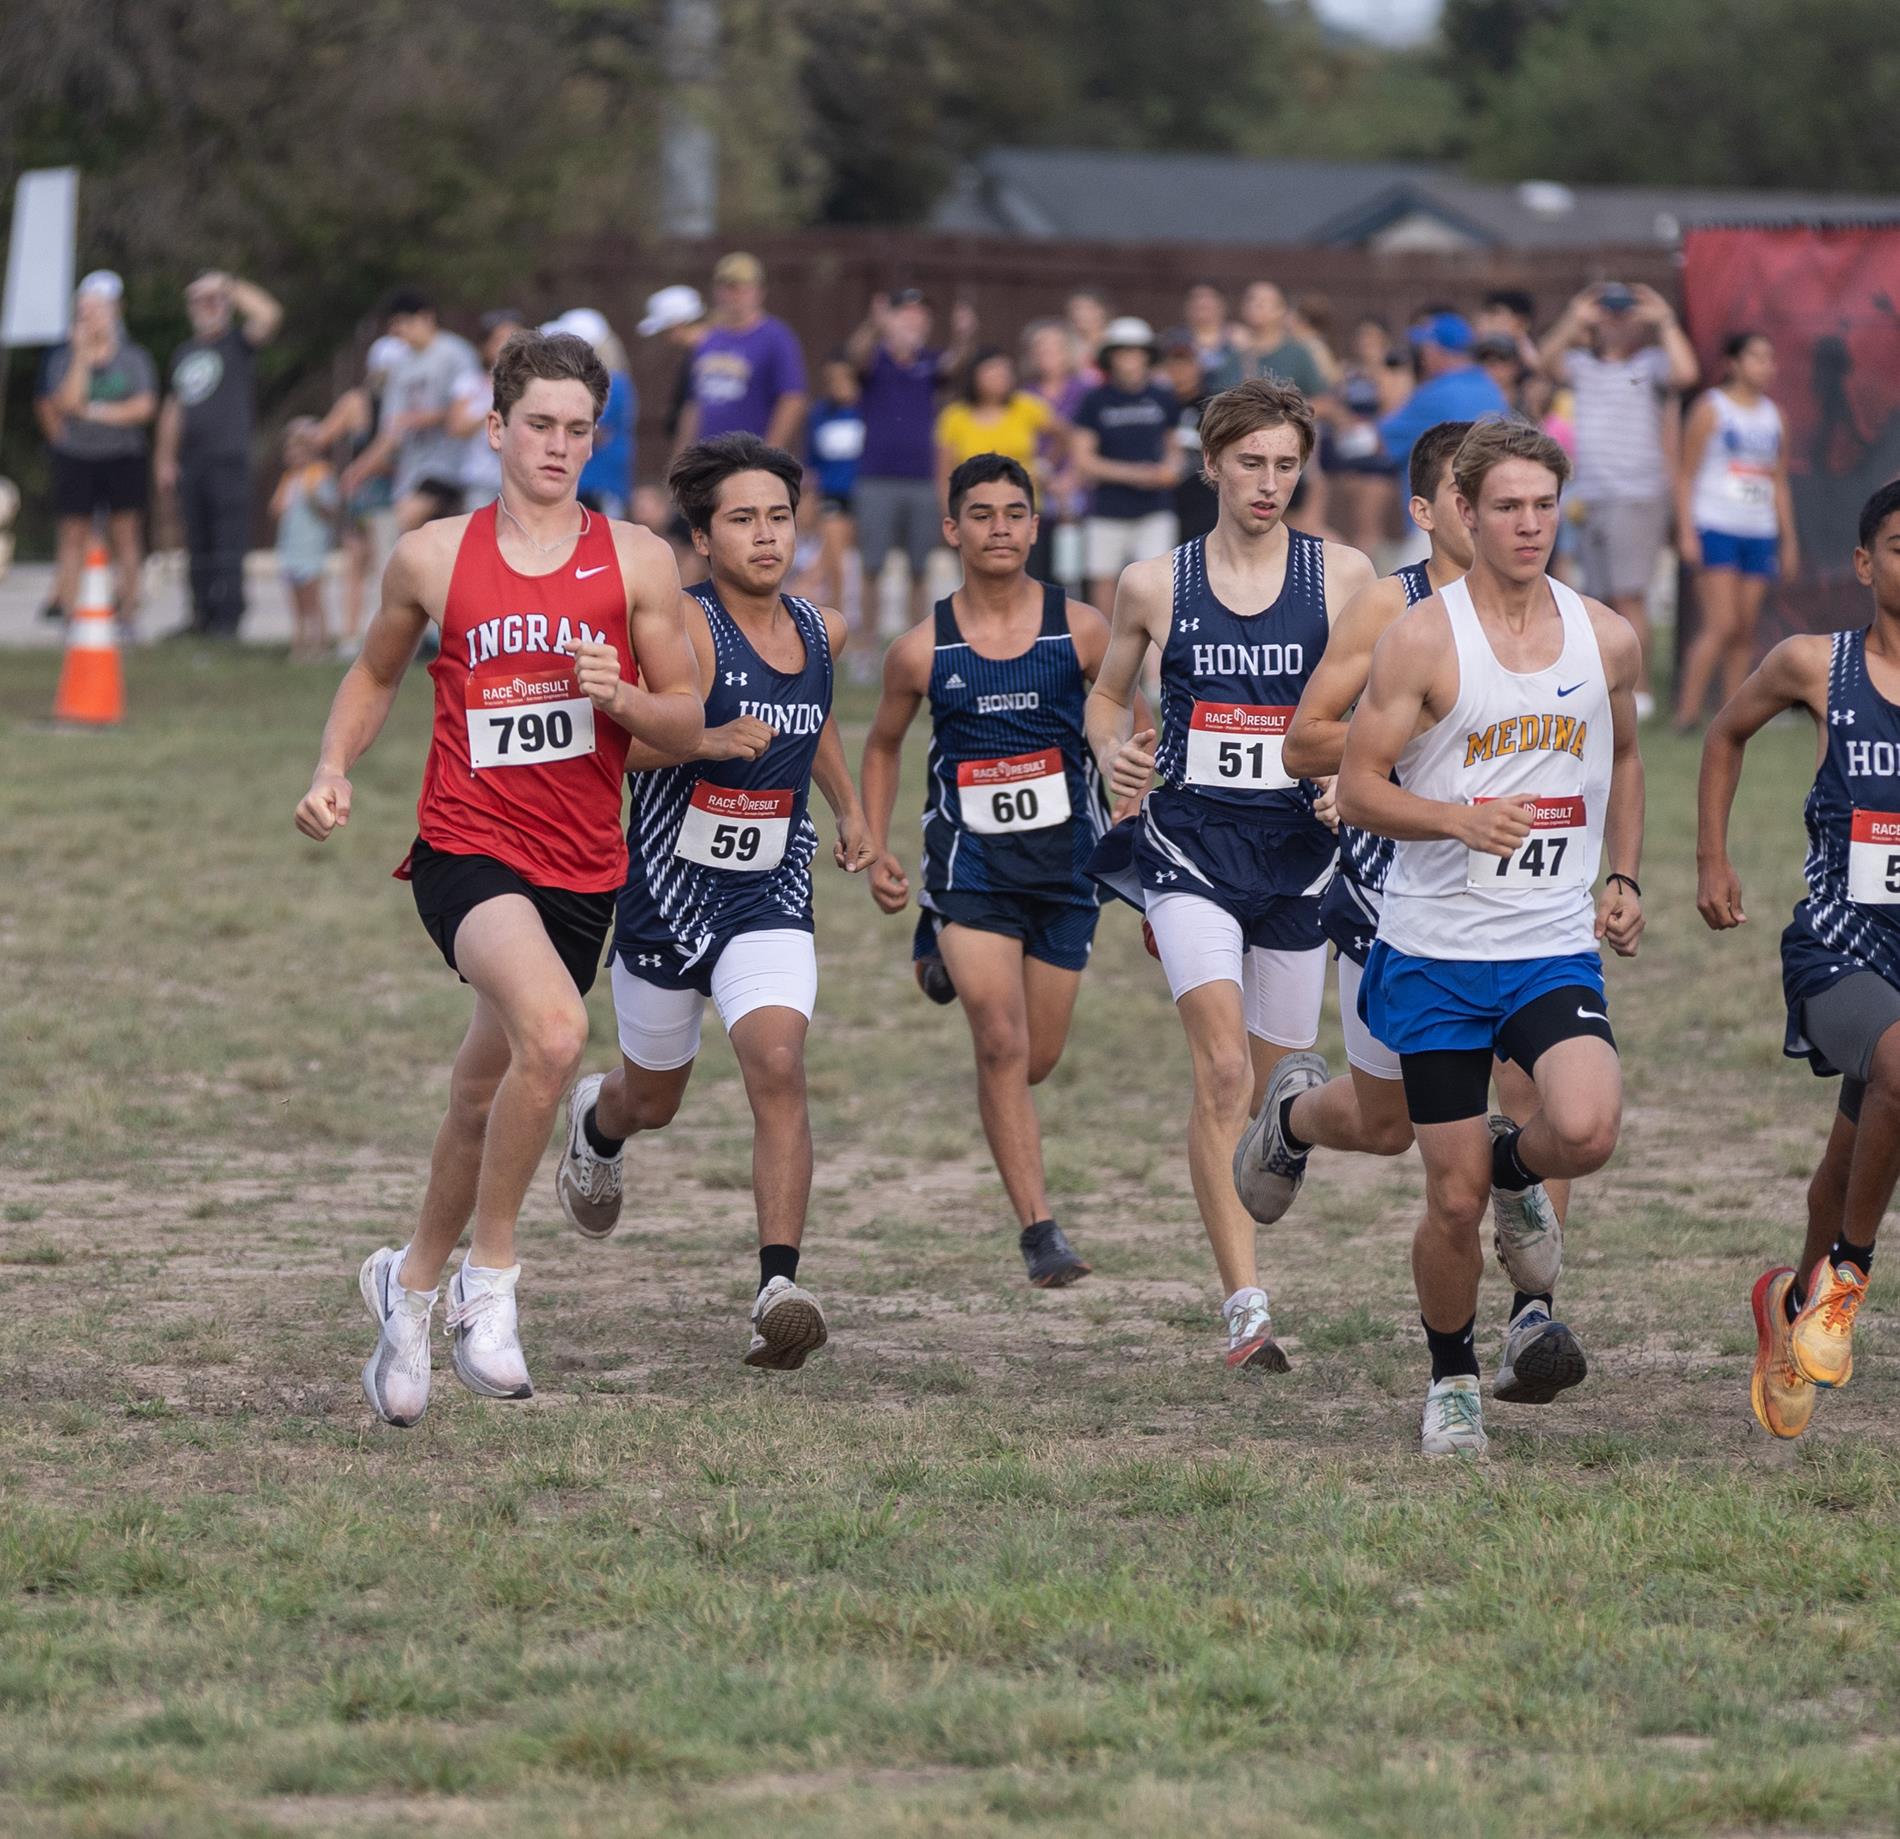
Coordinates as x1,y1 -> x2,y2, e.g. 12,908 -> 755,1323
465,664 -> 595,769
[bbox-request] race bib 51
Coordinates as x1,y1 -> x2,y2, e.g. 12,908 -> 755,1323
1184,702 -> 1295,791
675,783 -> 794,870
956,747 -> 1070,834
465,664 -> 595,770
1467,793 -> 1589,891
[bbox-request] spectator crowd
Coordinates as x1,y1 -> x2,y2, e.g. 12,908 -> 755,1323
32,253 -> 1798,721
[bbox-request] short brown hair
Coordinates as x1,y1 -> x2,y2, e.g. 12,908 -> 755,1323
1198,377 -> 1318,468
1452,416 -> 1572,506
491,330 -> 609,422
1407,420 -> 1473,502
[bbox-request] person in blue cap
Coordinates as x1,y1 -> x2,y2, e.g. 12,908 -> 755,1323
1377,313 -> 1510,481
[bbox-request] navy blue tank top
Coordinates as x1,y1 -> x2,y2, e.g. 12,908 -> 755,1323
1783,627 -> 1900,1019
1338,559 -> 1433,896
615,583 -> 832,977
1153,531 -> 1331,828
921,583 -> 1105,901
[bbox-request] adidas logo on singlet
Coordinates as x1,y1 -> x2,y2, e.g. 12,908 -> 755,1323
943,672 -> 966,690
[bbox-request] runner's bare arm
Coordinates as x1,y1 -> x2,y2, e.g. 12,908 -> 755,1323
1321,541 -> 1378,623
1085,556 -> 1167,809
1696,634 -> 1831,931
1594,609 -> 1647,955
860,620 -> 932,911
294,533 -> 435,840
1339,606 -> 1532,855
1067,597 -> 1153,783
586,528 -> 703,764
813,715 -> 874,874
621,596 -> 716,772
1675,396 -> 1716,567
1285,574 -> 1407,778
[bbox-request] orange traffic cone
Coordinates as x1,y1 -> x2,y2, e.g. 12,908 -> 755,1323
52,543 -> 124,727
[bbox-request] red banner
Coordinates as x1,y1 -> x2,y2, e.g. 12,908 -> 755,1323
1681,226 -> 1900,634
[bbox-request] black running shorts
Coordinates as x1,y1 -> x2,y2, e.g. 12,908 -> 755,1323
405,837 -> 613,996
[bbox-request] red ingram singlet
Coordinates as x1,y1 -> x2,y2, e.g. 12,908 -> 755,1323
409,503 -> 638,892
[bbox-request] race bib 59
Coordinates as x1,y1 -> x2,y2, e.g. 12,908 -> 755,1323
1467,793 -> 1589,891
956,747 -> 1070,834
1184,702 -> 1295,791
1848,809 -> 1900,905
465,664 -> 595,770
675,783 -> 793,871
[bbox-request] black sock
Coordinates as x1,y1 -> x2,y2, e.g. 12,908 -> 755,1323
582,1104 -> 625,1158
1831,1236 -> 1874,1279
759,1244 -> 800,1291
1021,1218 -> 1055,1240
1279,1094 -> 1312,1158
1511,1290 -> 1553,1319
1786,1270 -> 1806,1323
1490,1124 -> 1540,1193
1423,1314 -> 1479,1381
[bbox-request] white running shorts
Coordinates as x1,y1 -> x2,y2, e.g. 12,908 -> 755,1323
611,929 -> 818,1071
1337,951 -> 1402,1082
1145,890 -> 1325,1047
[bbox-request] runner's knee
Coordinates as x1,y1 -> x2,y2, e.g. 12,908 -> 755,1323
619,1072 -> 685,1132
516,1001 -> 589,1088
1424,1166 -> 1489,1234
1026,1040 -> 1064,1086
969,1006 -> 1031,1081
741,1034 -> 807,1104
1194,1040 -> 1255,1119
1363,1111 -> 1415,1158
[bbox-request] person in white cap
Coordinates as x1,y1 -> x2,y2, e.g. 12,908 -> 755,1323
636,286 -> 710,572
33,271 -> 158,635
543,310 -> 637,519
1070,317 -> 1182,613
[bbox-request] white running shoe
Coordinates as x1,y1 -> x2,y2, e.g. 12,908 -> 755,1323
1221,1285 -> 1290,1373
1486,1114 -> 1564,1294
1232,1051 -> 1328,1225
1493,1300 -> 1588,1405
1421,1375 -> 1488,1456
444,1261 -> 534,1400
359,1246 -> 436,1428
745,1275 -> 829,1371
556,1072 -> 624,1239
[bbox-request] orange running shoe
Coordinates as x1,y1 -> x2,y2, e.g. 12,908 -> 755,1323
1750,1267 -> 1815,1440
1790,1258 -> 1867,1390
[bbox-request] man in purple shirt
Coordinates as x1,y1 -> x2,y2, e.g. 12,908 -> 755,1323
845,288 -> 977,635
675,252 -> 808,453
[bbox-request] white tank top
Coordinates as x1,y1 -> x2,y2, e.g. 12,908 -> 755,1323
1379,575 -> 1613,961
1689,389 -> 1782,540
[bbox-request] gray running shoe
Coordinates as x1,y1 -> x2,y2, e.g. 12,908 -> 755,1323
1020,1219 -> 1090,1288
1232,1051 -> 1328,1224
359,1246 -> 435,1428
1493,1300 -> 1588,1404
1421,1375 -> 1488,1456
1486,1114 -> 1564,1293
745,1275 -> 829,1371
556,1072 -> 624,1239
444,1261 -> 534,1400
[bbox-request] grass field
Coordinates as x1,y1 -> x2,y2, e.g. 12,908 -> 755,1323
2,643 -> 1898,1839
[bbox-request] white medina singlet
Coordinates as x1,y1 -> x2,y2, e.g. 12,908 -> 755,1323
1377,574 -> 1613,962
1689,389 -> 1783,541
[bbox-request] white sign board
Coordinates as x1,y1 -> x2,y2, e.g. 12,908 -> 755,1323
2,168 -> 80,347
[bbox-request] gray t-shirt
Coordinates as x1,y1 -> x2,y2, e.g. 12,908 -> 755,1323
39,337 -> 158,461
384,332 -> 479,499
169,327 -> 258,465
1562,345 -> 1674,504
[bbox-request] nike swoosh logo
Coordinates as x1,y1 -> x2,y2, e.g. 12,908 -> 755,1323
576,565 -> 609,580
1556,682 -> 1585,697
1577,1006 -> 1605,1021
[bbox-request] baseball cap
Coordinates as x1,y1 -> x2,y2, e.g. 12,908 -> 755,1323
543,307 -> 610,351
637,284 -> 704,337
1099,315 -> 1159,357
713,251 -> 764,287
1410,312 -> 1475,354
76,269 -> 123,303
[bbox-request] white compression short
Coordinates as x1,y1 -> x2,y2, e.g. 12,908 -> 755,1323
1144,890 -> 1326,1048
1336,951 -> 1402,1083
611,929 -> 818,1072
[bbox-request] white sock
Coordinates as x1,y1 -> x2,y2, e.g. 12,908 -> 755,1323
394,1245 -> 437,1302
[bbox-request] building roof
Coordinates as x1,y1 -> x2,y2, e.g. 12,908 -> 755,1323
929,148 -> 1900,250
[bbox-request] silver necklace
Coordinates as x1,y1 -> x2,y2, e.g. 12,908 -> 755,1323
497,497 -> 589,555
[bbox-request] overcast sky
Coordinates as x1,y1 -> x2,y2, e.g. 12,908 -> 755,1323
1308,0 -> 1442,46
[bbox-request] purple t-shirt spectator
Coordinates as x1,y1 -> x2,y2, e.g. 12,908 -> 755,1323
689,315 -> 806,440
857,346 -> 943,480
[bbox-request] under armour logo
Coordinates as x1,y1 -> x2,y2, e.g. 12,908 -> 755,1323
1177,618 -> 1200,633
725,671 -> 747,687
1153,870 -> 1178,884
635,953 -> 662,967
943,672 -> 965,690
1832,708 -> 1857,726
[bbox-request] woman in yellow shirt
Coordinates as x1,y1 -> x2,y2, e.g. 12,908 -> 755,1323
934,348 -> 1068,511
